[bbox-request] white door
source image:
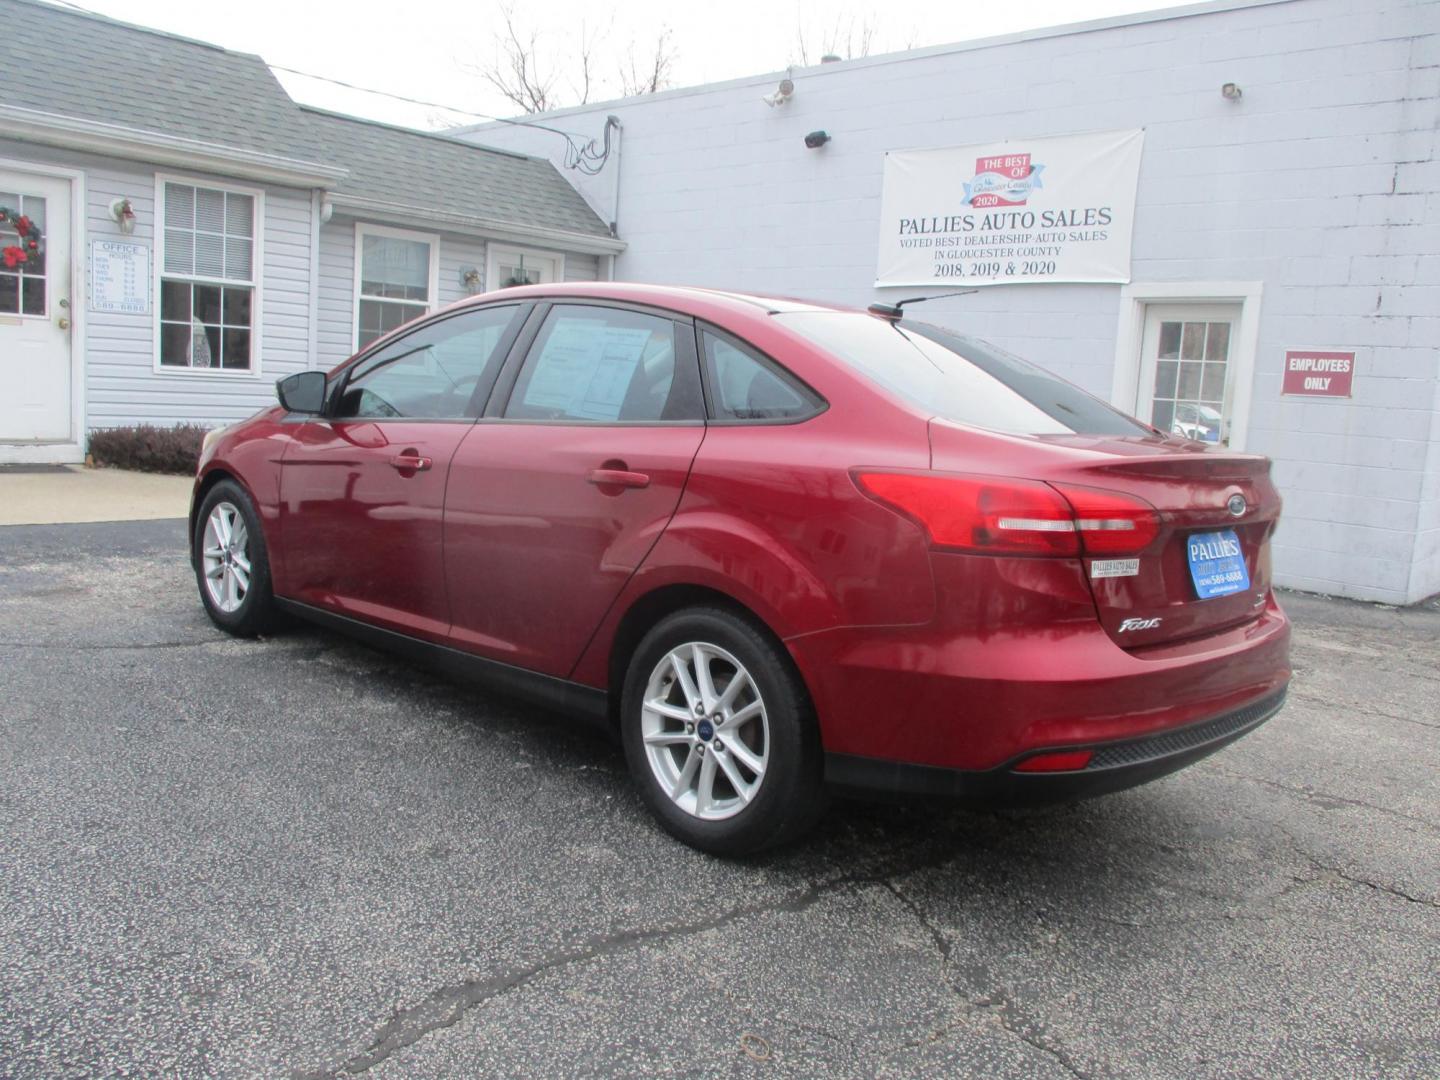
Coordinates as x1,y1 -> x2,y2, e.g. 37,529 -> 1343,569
0,169 -> 73,448
1136,303 -> 1242,446
488,245 -> 560,289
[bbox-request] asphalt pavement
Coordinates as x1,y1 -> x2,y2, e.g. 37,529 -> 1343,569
1,519 -> 1436,1078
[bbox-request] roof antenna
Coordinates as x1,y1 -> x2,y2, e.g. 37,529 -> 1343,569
868,289 -> 977,320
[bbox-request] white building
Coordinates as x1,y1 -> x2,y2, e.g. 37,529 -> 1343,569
0,0 -> 622,462
460,0 -> 1440,606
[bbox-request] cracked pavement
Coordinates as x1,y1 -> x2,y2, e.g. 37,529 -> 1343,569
1,519 -> 1436,1078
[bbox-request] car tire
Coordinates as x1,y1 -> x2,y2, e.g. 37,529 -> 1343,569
193,479 -> 277,638
620,606 -> 826,855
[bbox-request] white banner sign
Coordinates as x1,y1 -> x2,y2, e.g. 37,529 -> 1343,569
875,128 -> 1144,288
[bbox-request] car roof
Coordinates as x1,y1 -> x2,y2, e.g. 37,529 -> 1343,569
454,281 -> 852,320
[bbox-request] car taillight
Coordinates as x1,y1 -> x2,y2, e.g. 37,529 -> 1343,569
853,472 -> 1161,558
1049,483 -> 1161,555
853,472 -> 1081,556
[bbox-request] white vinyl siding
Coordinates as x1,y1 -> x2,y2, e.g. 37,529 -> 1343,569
0,138 -> 315,427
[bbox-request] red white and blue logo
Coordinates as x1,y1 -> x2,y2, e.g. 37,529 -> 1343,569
963,152 -> 1045,208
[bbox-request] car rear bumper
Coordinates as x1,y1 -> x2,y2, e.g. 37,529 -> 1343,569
825,686 -> 1286,804
786,577 -> 1291,773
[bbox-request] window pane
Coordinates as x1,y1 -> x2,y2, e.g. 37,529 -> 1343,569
336,305 -> 520,420
193,323 -> 220,368
193,284 -> 222,324
1154,360 -> 1179,399
705,335 -> 812,421
164,183 -> 194,229
164,229 -> 194,275
225,192 -> 254,237
358,298 -> 425,349
1201,363 -> 1226,401
160,322 -> 192,366
224,237 -> 252,281
20,193 -> 45,232
507,306 -> 679,422
360,234 -> 430,301
195,232 -> 225,278
223,287 -> 251,326
0,274 -> 17,314
1158,321 -> 1181,360
222,328 -> 251,370
161,280 -> 191,322
1180,322 -> 1204,361
1177,362 -> 1202,399
499,261 -> 541,287
195,187 -> 225,234
21,276 -> 44,315
1205,322 -> 1231,364
1150,400 -> 1175,432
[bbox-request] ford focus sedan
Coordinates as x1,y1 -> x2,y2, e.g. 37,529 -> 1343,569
191,283 -> 1290,854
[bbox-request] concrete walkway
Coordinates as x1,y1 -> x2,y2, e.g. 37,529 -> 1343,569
0,465 -> 192,525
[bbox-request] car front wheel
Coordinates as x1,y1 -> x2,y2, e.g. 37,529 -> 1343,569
193,479 -> 276,637
621,607 -> 826,855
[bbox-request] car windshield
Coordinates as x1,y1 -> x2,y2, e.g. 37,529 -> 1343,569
775,311 -> 1151,437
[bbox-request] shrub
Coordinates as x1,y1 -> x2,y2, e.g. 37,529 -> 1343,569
88,423 -> 209,474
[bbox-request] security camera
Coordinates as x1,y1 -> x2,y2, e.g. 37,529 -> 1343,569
762,77 -> 795,107
804,130 -> 831,149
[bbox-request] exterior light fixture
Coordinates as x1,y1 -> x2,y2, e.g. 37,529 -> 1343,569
762,77 -> 795,107
460,267 -> 482,294
108,197 -> 136,235
804,130 -> 831,149
1221,82 -> 1243,101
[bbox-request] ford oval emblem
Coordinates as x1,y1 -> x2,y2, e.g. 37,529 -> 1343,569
1227,494 -> 1247,517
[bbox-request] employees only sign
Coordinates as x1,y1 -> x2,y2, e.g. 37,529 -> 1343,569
875,128 -> 1145,288
1282,350 -> 1355,397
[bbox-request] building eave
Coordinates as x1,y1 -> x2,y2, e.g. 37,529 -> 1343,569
0,104 -> 347,188
327,193 -> 625,254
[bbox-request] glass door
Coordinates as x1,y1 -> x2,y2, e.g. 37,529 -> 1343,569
1137,303 -> 1242,445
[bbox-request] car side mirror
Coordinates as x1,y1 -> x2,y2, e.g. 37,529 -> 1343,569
277,370 -> 326,415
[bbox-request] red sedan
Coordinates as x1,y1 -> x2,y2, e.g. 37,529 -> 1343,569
191,283 -> 1290,854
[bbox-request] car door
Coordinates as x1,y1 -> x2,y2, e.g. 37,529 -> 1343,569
279,303 -> 525,641
443,302 -> 707,676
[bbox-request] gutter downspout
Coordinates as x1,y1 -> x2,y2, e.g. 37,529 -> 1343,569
608,115 -> 623,240
307,190 -> 322,369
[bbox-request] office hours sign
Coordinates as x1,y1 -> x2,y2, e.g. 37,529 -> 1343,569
875,129 -> 1144,288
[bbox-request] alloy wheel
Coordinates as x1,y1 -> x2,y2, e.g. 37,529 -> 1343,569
201,501 -> 252,614
640,641 -> 770,821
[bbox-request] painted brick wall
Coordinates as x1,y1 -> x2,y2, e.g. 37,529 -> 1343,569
462,0 -> 1440,603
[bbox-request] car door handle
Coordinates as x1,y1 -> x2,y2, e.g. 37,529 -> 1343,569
390,452 -> 433,472
587,468 -> 650,489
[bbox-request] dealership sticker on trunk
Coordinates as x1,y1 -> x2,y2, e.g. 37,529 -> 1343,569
1091,558 -> 1140,579
1187,529 -> 1250,599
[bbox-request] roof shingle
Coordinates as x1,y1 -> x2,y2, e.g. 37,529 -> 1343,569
1,0 -> 610,239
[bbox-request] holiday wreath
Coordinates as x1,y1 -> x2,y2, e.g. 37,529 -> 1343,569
0,205 -> 44,269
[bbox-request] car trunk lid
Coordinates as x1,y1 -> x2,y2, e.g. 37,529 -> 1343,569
928,424 -> 1281,649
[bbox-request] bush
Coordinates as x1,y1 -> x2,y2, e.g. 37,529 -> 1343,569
88,423 -> 209,474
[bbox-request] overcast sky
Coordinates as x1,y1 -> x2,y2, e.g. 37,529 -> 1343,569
68,0 -> 1197,131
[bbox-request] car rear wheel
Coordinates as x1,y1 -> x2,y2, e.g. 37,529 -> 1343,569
621,607 -> 825,855
193,479 -> 276,637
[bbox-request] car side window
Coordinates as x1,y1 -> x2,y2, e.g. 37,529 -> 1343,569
701,331 -> 821,422
505,305 -> 699,423
334,305 -> 520,420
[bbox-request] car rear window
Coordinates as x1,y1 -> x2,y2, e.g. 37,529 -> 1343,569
775,311 -> 1150,437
